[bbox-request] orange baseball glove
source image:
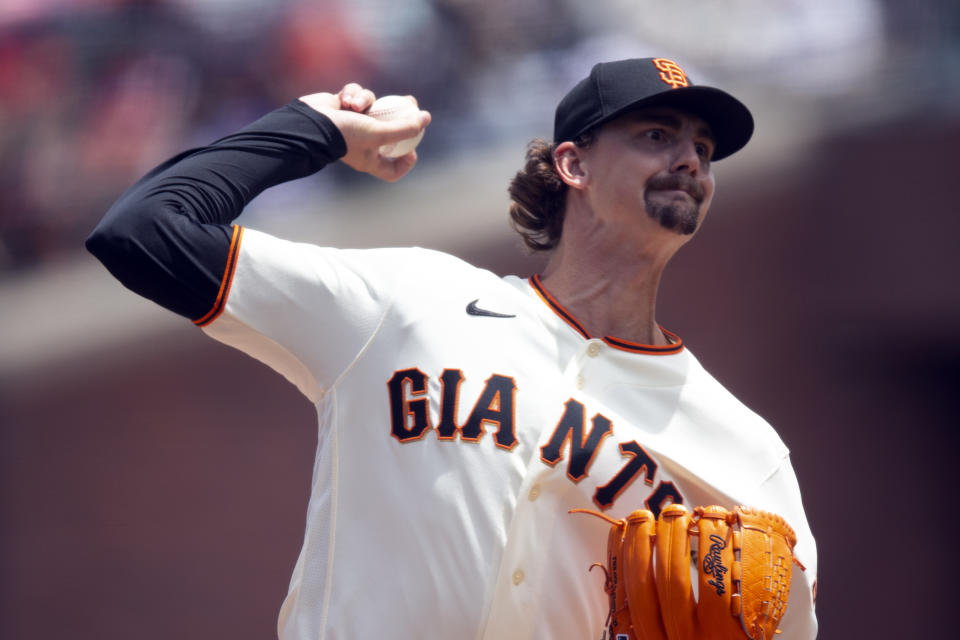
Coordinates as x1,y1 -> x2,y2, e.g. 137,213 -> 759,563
572,504 -> 802,640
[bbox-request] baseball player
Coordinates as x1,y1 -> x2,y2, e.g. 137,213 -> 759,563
87,58 -> 817,639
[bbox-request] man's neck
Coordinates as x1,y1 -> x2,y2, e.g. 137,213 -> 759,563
538,213 -> 688,346
539,248 -> 675,347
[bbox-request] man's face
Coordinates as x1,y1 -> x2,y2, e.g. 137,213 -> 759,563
580,107 -> 717,239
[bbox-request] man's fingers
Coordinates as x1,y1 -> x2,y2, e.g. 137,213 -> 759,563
374,151 -> 418,183
340,84 -> 376,112
372,110 -> 431,143
339,82 -> 363,103
300,85 -> 430,181
298,92 -> 341,112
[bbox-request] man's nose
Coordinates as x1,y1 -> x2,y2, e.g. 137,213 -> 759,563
670,138 -> 703,176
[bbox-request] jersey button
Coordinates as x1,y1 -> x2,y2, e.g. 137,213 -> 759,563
512,569 -> 525,585
586,342 -> 601,357
528,484 -> 541,501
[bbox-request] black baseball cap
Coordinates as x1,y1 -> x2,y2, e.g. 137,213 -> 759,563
553,57 -> 754,161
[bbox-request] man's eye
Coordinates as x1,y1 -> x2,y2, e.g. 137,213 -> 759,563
645,129 -> 666,141
695,143 -> 711,158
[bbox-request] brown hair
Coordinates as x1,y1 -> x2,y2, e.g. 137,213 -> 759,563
508,135 -> 592,251
507,138 -> 565,252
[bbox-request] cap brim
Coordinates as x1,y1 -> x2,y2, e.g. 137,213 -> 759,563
584,86 -> 754,161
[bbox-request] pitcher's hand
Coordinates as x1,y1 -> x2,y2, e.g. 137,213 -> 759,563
300,83 -> 431,182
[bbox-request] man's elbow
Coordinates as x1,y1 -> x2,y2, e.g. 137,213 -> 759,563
85,199 -> 172,294
85,213 -> 135,273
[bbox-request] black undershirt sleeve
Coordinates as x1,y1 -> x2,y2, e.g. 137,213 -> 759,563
85,100 -> 347,321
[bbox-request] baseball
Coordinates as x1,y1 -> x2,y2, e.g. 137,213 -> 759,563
367,95 -> 425,158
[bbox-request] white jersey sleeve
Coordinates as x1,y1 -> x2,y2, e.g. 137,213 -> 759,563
201,227 -> 430,402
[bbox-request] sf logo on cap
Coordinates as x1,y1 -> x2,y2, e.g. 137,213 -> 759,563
652,58 -> 689,89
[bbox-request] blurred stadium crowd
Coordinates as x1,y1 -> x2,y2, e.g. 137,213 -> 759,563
0,0 -> 599,274
0,0 -> 953,275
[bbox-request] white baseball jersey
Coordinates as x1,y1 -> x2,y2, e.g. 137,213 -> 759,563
201,226 -> 818,640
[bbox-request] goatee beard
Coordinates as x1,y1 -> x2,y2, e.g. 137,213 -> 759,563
644,200 -> 701,235
644,174 -> 705,235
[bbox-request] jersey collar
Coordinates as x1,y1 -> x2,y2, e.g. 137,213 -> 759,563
528,274 -> 684,355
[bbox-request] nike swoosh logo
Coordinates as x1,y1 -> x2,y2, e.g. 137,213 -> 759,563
466,299 -> 516,318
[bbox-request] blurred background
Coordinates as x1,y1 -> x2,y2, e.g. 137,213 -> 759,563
1,0 -> 958,637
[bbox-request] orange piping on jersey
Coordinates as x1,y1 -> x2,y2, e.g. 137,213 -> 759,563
603,329 -> 683,355
528,275 -> 684,355
194,225 -> 244,327
529,274 -> 590,339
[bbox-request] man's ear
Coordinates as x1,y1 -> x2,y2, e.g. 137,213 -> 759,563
554,141 -> 589,190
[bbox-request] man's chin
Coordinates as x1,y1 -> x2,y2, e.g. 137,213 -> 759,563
645,202 -> 701,236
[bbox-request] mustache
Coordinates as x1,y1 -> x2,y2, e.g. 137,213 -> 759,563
646,175 -> 705,202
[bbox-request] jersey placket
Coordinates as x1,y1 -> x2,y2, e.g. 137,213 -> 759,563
480,337 -> 609,639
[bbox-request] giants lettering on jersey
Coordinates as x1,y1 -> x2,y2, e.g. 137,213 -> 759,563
387,367 -> 683,514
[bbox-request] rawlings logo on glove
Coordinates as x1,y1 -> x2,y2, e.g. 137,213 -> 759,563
572,504 -> 803,640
